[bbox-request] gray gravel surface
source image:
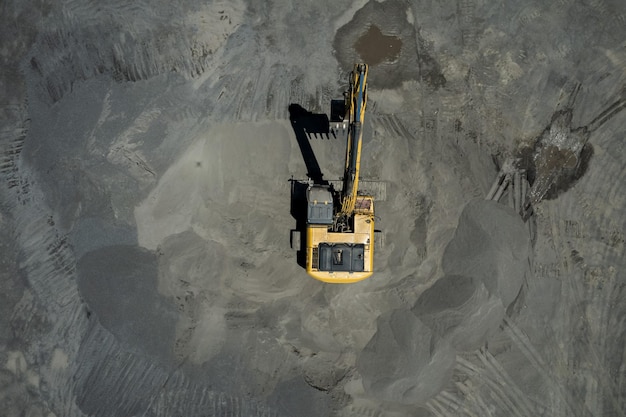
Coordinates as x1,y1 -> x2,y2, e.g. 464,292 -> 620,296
1,0 -> 625,416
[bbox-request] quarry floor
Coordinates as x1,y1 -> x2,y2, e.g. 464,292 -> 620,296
1,0 -> 625,416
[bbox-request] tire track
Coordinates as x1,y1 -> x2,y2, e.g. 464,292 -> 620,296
425,398 -> 448,417
370,114 -> 415,143
210,54 -> 297,122
502,316 -> 586,417
456,355 -> 527,417
425,381 -> 474,417
107,108 -> 160,183
457,0 -> 479,49
547,187 -> 626,417
28,1 -> 244,103
437,389 -> 467,414
476,348 -> 537,416
1,104 -> 92,416
0,106 -> 29,189
455,380 -> 494,417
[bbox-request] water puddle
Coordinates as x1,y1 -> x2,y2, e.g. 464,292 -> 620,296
354,25 -> 402,66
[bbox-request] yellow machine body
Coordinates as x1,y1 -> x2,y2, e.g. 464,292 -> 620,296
306,196 -> 375,283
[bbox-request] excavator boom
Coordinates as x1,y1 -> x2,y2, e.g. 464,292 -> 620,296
341,64 -> 368,215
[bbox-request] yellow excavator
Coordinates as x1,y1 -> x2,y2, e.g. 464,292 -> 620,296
304,63 -> 375,283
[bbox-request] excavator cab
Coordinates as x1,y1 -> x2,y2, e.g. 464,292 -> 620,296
306,186 -> 334,225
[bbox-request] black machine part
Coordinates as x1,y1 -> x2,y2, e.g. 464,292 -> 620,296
318,243 -> 365,272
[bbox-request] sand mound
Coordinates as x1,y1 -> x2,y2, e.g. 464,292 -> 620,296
358,199 -> 531,404
77,245 -> 178,364
357,308 -> 455,404
442,199 -> 530,307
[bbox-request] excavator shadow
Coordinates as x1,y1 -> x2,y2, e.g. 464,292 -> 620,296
288,103 -> 335,269
289,179 -> 308,268
288,103 -> 334,184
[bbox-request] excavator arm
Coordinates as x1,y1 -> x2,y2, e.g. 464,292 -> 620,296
340,64 -> 368,216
